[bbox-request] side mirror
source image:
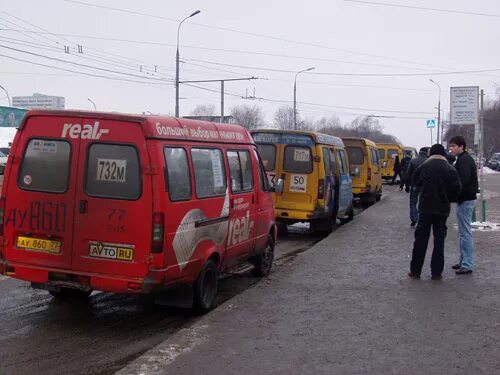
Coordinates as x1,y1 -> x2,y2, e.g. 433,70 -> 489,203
272,178 -> 285,194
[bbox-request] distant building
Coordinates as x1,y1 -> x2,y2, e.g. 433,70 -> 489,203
12,93 -> 65,110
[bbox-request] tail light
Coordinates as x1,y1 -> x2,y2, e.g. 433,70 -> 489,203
151,212 -> 164,253
367,168 -> 372,180
318,179 -> 325,199
0,198 -> 5,236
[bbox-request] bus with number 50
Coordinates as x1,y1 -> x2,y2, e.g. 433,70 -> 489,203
251,129 -> 353,233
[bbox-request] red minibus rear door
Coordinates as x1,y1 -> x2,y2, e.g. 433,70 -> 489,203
70,118 -> 153,278
3,115 -> 80,270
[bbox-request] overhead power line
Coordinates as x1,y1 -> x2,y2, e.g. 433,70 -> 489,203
61,0 -> 457,70
343,1 -> 500,18
0,44 -> 170,81
0,53 -> 171,85
185,58 -> 500,77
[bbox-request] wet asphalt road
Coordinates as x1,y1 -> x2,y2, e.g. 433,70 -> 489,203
0,211 -> 364,375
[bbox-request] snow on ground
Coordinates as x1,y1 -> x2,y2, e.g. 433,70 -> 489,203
482,167 -> 500,174
471,221 -> 500,232
0,128 -> 17,147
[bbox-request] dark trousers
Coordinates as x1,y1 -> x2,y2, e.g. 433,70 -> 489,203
410,213 -> 448,276
409,187 -> 419,223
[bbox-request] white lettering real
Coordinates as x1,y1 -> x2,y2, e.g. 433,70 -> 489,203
61,121 -> 109,140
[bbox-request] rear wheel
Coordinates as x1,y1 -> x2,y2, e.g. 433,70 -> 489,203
310,218 -> 335,233
339,204 -> 354,224
192,259 -> 218,314
375,190 -> 382,202
277,221 -> 288,236
251,235 -> 274,277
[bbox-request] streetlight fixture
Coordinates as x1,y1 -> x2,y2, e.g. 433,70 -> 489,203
88,98 -> 97,111
175,10 -> 201,118
0,84 -> 11,106
429,79 -> 441,143
293,67 -> 314,130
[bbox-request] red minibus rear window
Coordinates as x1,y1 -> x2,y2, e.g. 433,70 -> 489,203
85,143 -> 141,200
18,139 -> 71,193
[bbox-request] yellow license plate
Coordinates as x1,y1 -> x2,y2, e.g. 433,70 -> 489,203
16,236 -> 62,254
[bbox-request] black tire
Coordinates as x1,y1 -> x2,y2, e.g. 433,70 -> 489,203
251,235 -> 274,277
192,259 -> 218,314
277,221 -> 288,236
49,288 -> 92,299
310,218 -> 334,233
375,190 -> 382,202
339,204 -> 354,224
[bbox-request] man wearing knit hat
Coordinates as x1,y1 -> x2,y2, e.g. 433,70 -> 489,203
408,144 -> 462,280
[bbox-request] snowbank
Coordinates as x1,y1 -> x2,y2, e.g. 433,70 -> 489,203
481,166 -> 499,174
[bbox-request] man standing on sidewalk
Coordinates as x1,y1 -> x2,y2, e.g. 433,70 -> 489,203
409,144 -> 461,280
405,147 -> 429,227
449,136 -> 479,275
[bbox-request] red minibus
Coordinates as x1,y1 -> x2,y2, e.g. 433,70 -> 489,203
0,110 -> 276,313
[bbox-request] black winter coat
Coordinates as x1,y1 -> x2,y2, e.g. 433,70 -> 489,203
454,151 -> 478,203
406,151 -> 427,187
413,155 -> 462,216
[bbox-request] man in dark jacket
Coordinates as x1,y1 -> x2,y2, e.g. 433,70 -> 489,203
449,135 -> 478,275
409,144 -> 462,280
405,147 -> 429,226
399,151 -> 412,190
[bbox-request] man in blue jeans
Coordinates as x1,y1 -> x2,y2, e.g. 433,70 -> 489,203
449,136 -> 479,275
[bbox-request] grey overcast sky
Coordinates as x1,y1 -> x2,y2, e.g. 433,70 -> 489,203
1,0 -> 499,149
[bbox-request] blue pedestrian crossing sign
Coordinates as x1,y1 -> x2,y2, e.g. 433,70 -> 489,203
426,119 -> 436,128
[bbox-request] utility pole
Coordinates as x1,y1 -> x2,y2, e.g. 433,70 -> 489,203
479,89 -> 485,222
429,79 -> 441,143
0,84 -> 11,106
293,67 -> 315,130
179,77 -> 257,123
175,10 -> 201,118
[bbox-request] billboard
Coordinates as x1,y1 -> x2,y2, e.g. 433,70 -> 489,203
450,86 -> 479,125
0,106 -> 27,127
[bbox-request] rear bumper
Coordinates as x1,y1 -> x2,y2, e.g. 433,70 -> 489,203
0,261 -> 168,294
275,207 -> 327,222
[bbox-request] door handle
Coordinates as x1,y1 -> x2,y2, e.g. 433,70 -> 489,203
79,200 -> 88,214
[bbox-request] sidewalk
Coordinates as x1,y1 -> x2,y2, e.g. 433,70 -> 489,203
118,177 -> 500,375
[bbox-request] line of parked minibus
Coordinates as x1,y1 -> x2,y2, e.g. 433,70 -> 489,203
0,111 -> 412,313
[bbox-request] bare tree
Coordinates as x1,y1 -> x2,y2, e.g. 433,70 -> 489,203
273,106 -> 295,130
229,104 -> 265,130
316,115 -> 399,143
190,104 -> 216,120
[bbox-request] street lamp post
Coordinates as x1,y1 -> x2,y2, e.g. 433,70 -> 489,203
429,79 -> 441,144
0,84 -> 11,106
293,67 -> 314,130
175,10 -> 201,118
87,98 -> 97,111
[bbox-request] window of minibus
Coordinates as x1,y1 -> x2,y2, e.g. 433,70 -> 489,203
227,150 -> 253,193
283,146 -> 313,173
322,147 -> 332,175
18,139 -> 71,193
253,149 -> 271,192
86,144 -> 141,200
164,147 -> 192,201
378,148 -> 385,159
336,150 -> 347,174
192,148 -> 227,198
370,148 -> 379,165
256,144 -> 276,171
346,147 -> 364,165
388,149 -> 399,159
328,149 -> 337,174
